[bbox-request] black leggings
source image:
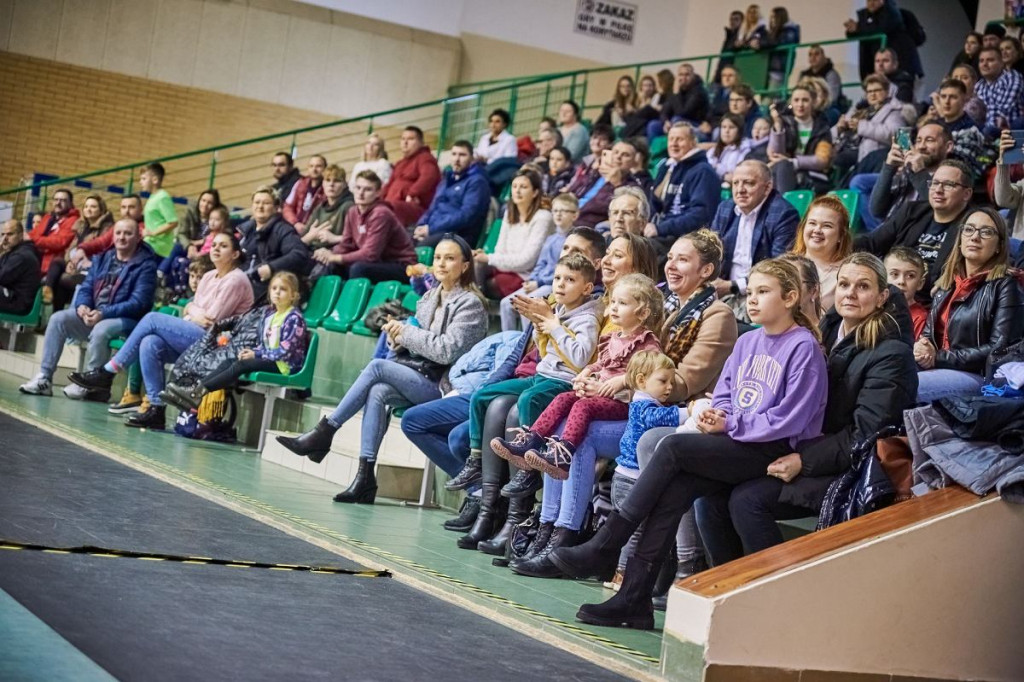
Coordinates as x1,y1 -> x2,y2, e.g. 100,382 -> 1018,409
619,433 -> 791,563
480,394 -> 518,487
203,357 -> 280,391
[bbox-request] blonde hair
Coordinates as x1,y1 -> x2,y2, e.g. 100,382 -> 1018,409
749,258 -> 822,343
322,164 -> 347,183
612,273 -> 666,332
792,195 -> 852,262
778,252 -> 822,321
269,271 -> 300,306
836,252 -> 896,350
677,228 -> 725,282
624,350 -> 676,391
937,206 -> 1010,290
551,192 -> 580,210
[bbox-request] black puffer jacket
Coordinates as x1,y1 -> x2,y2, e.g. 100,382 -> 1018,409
779,286 -> 918,510
0,241 -> 41,315
170,307 -> 265,386
922,273 -> 1024,374
237,214 -> 311,302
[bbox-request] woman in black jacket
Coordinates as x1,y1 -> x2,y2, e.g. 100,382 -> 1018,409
694,252 -> 918,562
915,207 -> 1024,403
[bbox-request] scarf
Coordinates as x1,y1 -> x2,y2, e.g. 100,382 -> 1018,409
662,285 -> 717,362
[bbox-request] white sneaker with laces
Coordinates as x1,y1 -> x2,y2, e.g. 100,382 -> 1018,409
19,374 -> 52,396
63,383 -> 89,400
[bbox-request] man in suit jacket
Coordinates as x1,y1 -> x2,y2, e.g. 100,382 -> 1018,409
709,160 -> 799,299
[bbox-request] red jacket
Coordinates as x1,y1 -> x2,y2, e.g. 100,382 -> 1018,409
334,201 -> 416,266
282,177 -> 324,227
382,145 -> 441,226
31,208 -> 80,275
79,218 -> 144,257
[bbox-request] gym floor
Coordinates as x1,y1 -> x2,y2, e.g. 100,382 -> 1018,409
0,372 -> 663,681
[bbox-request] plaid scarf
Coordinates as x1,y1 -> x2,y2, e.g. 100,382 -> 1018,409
662,285 -> 717,362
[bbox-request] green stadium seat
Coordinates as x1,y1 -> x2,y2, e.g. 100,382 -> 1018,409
721,187 -> 732,201
0,289 -> 42,347
350,281 -> 403,337
401,290 -> 421,312
783,190 -> 814,218
241,331 -> 319,452
483,218 -> 502,254
321,278 -> 371,333
650,136 -> 668,160
302,275 -> 342,327
829,189 -> 861,232
415,246 -> 434,266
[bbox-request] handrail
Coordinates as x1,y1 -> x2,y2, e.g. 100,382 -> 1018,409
448,34 -> 886,95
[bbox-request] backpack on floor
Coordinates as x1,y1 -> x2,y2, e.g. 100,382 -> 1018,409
173,390 -> 237,442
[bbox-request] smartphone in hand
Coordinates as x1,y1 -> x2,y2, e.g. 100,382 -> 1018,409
1005,130 -> 1024,165
895,127 -> 913,151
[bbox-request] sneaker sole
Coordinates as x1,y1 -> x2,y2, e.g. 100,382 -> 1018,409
524,451 -> 570,480
108,403 -> 143,415
19,388 -> 52,397
490,438 -> 530,469
442,474 -> 481,492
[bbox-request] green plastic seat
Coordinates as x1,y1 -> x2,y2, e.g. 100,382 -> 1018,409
829,189 -> 861,232
0,289 -> 42,327
350,281 -> 403,337
498,182 -> 512,204
156,305 -> 180,317
109,338 -> 125,351
401,290 -> 421,312
416,246 -> 434,266
720,187 -> 732,201
243,331 -> 319,388
783,190 -> 814,218
483,218 -> 502,254
650,136 -> 668,161
302,275 -> 342,327
321,278 -> 371,333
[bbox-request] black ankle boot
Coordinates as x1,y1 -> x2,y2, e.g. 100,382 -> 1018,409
513,521 -> 554,565
457,484 -> 506,549
576,556 -> 657,629
500,468 -> 542,498
510,526 -> 577,578
125,404 -> 166,430
277,417 -> 338,463
652,555 -> 708,611
442,495 -> 481,532
478,494 -> 534,556
548,511 -> 638,581
332,459 -> 377,504
445,456 -> 482,491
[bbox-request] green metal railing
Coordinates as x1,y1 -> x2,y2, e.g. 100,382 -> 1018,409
450,34 -> 885,120
1,35 -> 882,219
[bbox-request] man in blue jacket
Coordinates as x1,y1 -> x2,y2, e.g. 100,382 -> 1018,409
646,122 -> 721,242
708,160 -> 799,305
413,140 -> 491,248
20,218 -> 157,401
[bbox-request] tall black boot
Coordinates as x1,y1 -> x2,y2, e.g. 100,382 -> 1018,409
478,494 -> 534,556
548,511 -> 638,581
576,556 -> 657,630
510,526 -> 577,578
652,555 -> 708,611
332,458 -> 377,504
457,484 -> 506,549
277,417 -> 338,463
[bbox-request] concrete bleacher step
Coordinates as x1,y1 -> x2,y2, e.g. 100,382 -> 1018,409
262,407 -> 430,502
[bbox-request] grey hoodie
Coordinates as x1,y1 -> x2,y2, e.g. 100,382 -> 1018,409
534,297 -> 601,383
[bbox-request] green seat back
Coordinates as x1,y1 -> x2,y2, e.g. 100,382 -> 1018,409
733,51 -> 771,89
157,305 -> 180,317
303,275 -> 342,327
650,135 -> 668,161
321,278 -> 371,333
483,218 -> 502,254
401,290 -> 421,312
0,289 -> 42,326
243,330 -> 319,388
350,281 -> 403,337
829,189 -> 861,232
783,190 -> 814,218
416,245 -> 434,266
720,187 -> 732,201
498,182 -> 512,204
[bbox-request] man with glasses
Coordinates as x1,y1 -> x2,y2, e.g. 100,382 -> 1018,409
721,84 -> 759,138
856,159 -> 974,296
707,160 -> 799,310
269,152 -> 302,204
703,65 -> 741,139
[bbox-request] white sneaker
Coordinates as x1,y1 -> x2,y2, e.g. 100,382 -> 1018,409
19,374 -> 52,396
63,383 -> 90,400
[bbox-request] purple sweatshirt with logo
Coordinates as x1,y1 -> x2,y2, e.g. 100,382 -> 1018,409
711,325 -> 827,448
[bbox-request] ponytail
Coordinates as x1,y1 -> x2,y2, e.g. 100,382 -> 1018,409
749,258 -> 822,344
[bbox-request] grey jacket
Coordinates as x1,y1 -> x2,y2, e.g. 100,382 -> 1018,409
400,285 -> 488,366
906,404 -> 1024,504
534,297 -> 602,383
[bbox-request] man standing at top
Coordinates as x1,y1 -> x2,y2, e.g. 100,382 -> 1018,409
283,154 -> 327,234
648,63 -> 710,139
138,163 -> 178,260
381,126 -> 441,228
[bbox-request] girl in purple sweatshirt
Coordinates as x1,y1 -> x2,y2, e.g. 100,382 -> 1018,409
546,257 -> 828,630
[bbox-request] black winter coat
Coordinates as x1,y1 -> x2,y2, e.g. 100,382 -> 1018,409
922,273 -> 1024,375
0,241 -> 41,315
170,307 -> 265,386
779,286 -> 918,510
238,214 -> 311,303
660,77 -> 710,125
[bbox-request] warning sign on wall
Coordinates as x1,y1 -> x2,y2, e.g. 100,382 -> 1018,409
573,0 -> 637,45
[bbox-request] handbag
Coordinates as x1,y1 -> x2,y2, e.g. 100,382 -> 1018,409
817,424 -> 900,530
391,304 -> 450,382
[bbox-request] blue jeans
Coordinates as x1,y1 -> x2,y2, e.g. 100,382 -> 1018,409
400,395 -> 471,477
111,312 -> 206,406
540,420 -> 627,529
40,308 -> 135,379
327,358 -> 441,460
849,173 -> 882,232
916,369 -> 985,404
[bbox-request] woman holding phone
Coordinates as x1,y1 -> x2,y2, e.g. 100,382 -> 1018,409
994,129 -> 1024,240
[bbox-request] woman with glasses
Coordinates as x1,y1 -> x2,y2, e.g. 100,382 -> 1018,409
831,74 -> 908,179
914,207 -> 1024,402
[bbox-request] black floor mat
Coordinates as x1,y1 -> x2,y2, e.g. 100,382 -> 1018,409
0,413 -> 628,681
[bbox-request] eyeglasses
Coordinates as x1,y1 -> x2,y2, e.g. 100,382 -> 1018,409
961,225 -> 998,239
552,208 -> 579,215
927,179 -> 967,191
865,88 -> 886,95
